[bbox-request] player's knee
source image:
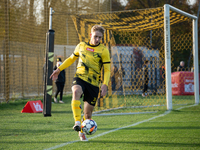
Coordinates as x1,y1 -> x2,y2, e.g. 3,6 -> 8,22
73,88 -> 82,97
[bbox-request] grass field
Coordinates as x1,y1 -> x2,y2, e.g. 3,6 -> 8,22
94,94 -> 195,113
0,95 -> 200,150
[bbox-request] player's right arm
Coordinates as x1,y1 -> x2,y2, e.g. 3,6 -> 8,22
59,43 -> 80,71
50,44 -> 80,80
58,53 -> 78,71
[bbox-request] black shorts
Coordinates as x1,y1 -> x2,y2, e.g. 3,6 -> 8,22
72,77 -> 99,106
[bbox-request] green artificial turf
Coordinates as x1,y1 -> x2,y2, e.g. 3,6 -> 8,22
0,95 -> 199,150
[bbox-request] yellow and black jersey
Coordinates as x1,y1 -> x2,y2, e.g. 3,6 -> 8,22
59,42 -> 111,87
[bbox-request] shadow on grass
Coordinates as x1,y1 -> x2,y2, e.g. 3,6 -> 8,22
51,110 -> 72,114
0,128 -> 73,134
123,126 -> 200,130
96,126 -> 200,132
89,140 -> 200,147
0,95 -> 72,110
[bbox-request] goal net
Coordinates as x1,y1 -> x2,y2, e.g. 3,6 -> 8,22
58,5 -> 199,113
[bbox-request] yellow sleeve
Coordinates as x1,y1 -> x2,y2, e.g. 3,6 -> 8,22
58,44 -> 80,71
103,63 -> 110,86
102,48 -> 111,86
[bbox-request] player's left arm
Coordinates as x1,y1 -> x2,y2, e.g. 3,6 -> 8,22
101,48 -> 111,96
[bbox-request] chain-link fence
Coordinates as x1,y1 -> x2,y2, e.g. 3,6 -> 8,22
0,1 -> 197,113
0,0 -> 111,102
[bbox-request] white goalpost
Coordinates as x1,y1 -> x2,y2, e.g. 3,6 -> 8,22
164,4 -> 199,110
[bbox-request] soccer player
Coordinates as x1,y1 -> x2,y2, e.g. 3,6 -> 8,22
50,25 -> 111,141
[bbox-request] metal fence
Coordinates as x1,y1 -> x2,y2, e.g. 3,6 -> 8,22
0,0 -> 111,102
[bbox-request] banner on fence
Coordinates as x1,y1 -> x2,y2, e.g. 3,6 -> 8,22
171,71 -> 200,95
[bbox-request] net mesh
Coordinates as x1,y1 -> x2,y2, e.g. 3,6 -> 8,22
0,1 -> 195,113
0,0 -> 111,102
71,7 -> 195,113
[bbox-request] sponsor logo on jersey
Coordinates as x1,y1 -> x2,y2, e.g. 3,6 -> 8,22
86,47 -> 94,52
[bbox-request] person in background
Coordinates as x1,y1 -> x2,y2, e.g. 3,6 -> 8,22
53,58 -> 65,104
142,60 -> 149,97
177,61 -> 185,71
50,25 -> 111,141
111,65 -> 119,91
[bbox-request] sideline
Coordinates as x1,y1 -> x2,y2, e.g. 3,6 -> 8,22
44,104 -> 197,150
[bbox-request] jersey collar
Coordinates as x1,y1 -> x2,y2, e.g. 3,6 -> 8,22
86,41 -> 100,47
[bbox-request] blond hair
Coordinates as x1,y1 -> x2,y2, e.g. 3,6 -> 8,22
91,25 -> 105,35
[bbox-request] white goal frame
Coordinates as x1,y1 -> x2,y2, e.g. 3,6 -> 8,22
164,4 -> 199,110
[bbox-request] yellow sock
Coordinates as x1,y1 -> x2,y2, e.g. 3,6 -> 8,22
71,100 -> 82,123
82,115 -> 86,122
81,128 -> 83,133
80,115 -> 86,133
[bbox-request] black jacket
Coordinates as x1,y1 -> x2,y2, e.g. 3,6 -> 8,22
53,66 -> 66,83
177,65 -> 185,71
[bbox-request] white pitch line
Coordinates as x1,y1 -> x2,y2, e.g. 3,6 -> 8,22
92,111 -> 157,116
44,104 -> 197,150
175,104 -> 197,110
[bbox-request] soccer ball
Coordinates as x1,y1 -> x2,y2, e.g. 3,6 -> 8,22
81,119 -> 97,135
